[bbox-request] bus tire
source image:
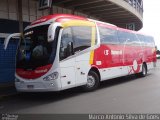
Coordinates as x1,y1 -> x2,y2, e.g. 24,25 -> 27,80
82,71 -> 100,92
140,63 -> 147,77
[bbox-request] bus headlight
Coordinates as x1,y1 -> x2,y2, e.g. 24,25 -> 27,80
15,78 -> 20,82
43,72 -> 59,81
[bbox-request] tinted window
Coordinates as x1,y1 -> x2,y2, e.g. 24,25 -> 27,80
137,34 -> 155,47
99,26 -> 119,44
128,33 -> 140,45
17,25 -> 58,69
136,34 -> 146,46
118,31 -> 140,45
145,36 -> 155,47
72,26 -> 93,53
117,31 -> 129,44
60,27 -> 73,60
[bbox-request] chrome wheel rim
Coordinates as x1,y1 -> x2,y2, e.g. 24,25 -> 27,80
142,65 -> 146,75
87,75 -> 95,88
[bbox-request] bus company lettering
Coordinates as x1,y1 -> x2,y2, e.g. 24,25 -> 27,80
17,71 -> 31,75
111,50 -> 122,55
35,69 -> 48,73
104,50 -> 122,55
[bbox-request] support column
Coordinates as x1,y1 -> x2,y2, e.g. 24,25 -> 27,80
49,1 -> 53,15
17,0 -> 23,33
71,8 -> 75,15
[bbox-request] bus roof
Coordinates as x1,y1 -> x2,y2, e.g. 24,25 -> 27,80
30,14 -> 87,26
28,14 -> 153,38
95,21 -> 117,30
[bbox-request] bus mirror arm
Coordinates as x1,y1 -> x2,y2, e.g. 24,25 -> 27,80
4,33 -> 21,50
48,22 -> 62,42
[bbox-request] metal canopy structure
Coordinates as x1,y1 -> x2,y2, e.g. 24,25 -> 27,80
53,0 -> 143,31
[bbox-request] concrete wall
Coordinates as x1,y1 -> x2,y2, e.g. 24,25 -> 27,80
0,0 -> 18,20
0,0 -> 88,23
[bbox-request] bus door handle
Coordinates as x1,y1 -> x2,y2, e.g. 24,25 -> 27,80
77,67 -> 80,70
81,72 -> 85,75
61,75 -> 67,78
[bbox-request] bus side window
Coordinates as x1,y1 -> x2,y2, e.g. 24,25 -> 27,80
72,26 -> 92,53
129,33 -> 140,46
99,26 -> 119,45
145,36 -> 155,47
150,37 -> 155,47
137,34 -> 146,46
60,27 -> 74,61
117,31 -> 128,44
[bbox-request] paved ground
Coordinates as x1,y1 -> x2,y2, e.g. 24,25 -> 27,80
0,84 -> 17,98
0,60 -> 160,114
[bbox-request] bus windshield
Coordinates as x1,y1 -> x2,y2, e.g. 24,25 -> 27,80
16,25 -> 58,70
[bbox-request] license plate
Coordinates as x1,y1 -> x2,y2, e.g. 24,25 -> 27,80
27,85 -> 34,89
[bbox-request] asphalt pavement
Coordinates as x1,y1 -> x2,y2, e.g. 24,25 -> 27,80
0,84 -> 17,99
0,60 -> 160,114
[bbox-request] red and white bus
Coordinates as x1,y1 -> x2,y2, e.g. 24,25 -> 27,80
4,14 -> 157,92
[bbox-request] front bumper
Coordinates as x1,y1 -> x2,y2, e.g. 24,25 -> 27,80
15,80 -> 61,92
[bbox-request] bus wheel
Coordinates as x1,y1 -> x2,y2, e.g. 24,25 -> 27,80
140,64 -> 147,77
82,71 -> 100,92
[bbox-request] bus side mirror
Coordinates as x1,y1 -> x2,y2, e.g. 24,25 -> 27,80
48,22 -> 61,42
4,33 -> 21,50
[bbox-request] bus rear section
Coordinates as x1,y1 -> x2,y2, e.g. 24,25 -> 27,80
136,34 -> 157,71
90,21 -> 156,81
